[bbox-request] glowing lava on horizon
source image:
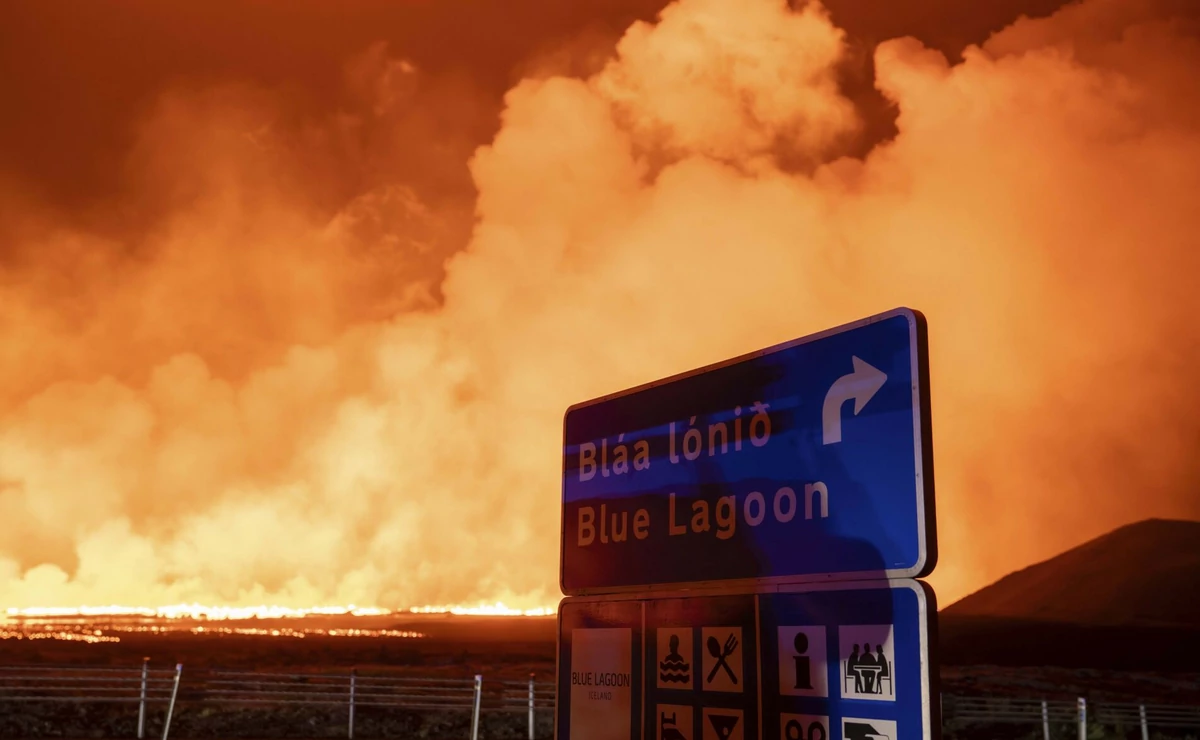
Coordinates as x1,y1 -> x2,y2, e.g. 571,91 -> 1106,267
4,602 -> 558,621
0,602 -> 556,643
406,603 -> 557,617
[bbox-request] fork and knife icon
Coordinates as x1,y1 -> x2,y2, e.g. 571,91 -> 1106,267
705,633 -> 739,684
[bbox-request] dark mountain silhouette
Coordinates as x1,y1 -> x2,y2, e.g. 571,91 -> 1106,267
945,518 -> 1200,627
939,519 -> 1200,670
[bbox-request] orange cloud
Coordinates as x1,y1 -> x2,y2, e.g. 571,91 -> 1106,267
2,0 -> 1199,611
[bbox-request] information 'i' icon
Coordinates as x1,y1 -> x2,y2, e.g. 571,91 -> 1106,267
777,626 -> 826,698
792,632 -> 812,689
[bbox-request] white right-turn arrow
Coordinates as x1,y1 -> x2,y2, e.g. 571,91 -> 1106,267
822,356 -> 887,445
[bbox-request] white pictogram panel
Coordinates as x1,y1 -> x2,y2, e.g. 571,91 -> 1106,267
777,626 -> 827,698
657,704 -> 693,740
657,628 -> 694,689
780,713 -> 829,740
700,627 -> 743,693
838,625 -> 895,702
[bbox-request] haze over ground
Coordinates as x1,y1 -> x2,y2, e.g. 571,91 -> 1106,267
2,0 -> 1200,611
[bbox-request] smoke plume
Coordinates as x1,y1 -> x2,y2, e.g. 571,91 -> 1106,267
2,0 -> 1199,610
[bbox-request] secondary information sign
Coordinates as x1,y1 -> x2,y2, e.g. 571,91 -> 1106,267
560,308 -> 935,594
556,581 -> 939,740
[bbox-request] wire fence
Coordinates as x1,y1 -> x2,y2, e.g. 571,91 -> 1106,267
499,677 -> 557,740
0,663 -> 554,740
0,661 -> 182,739
943,694 -> 1200,738
200,670 -> 490,739
2,662 -> 1199,739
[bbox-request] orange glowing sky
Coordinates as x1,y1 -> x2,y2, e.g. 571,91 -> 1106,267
1,0 -> 1200,613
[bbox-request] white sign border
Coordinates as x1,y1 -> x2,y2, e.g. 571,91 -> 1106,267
559,306 -> 937,596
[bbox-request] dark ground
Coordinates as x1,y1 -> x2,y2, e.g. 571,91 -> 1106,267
3,613 -> 1200,738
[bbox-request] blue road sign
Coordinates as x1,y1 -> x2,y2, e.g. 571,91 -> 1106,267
560,308 -> 935,595
760,581 -> 937,740
556,581 -> 938,740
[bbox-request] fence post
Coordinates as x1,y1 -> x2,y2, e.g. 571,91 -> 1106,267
1077,697 -> 1087,740
471,674 -> 483,740
348,668 -> 357,740
1041,699 -> 1050,740
138,657 -> 150,740
161,664 -> 182,740
1139,703 -> 1148,740
528,673 -> 536,740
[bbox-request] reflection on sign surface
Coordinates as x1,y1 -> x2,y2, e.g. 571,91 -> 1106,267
561,308 -> 933,593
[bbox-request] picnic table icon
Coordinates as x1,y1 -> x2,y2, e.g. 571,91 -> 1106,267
843,644 -> 892,696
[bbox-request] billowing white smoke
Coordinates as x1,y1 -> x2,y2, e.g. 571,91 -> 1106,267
2,0 -> 1199,609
